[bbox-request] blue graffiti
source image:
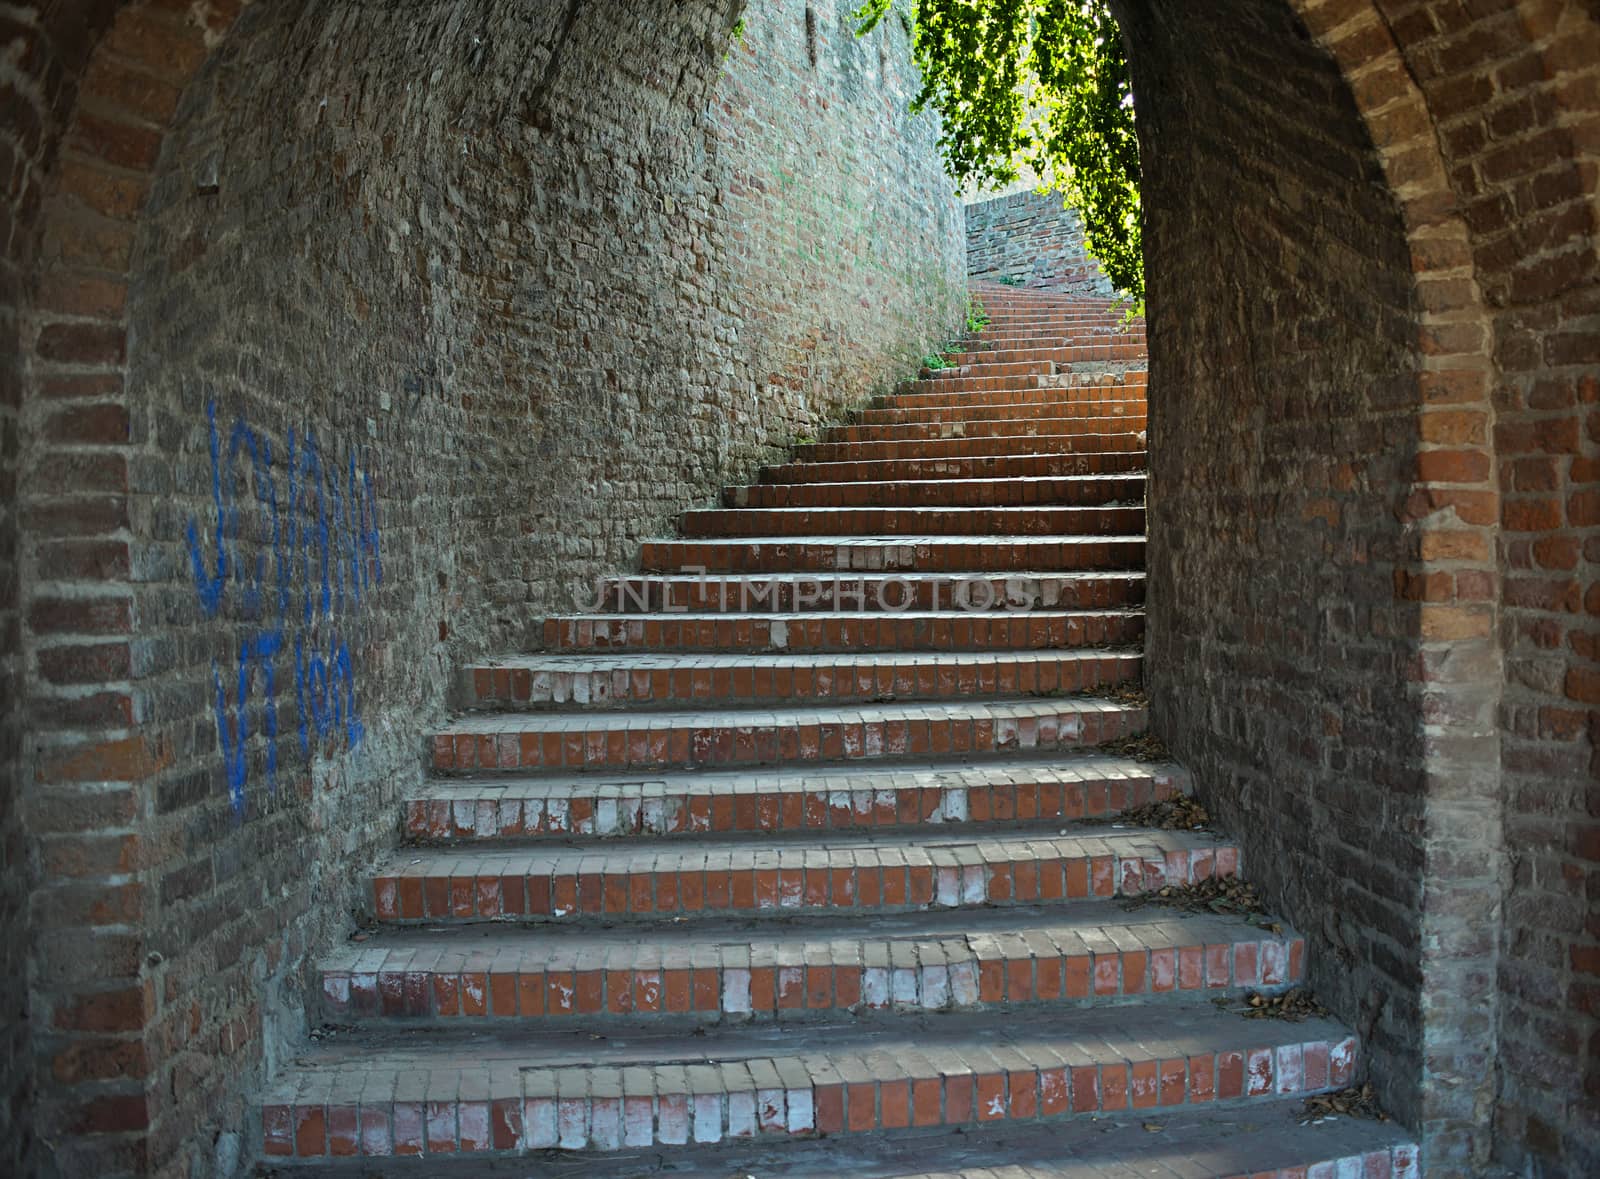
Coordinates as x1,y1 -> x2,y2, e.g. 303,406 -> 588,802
185,398 -> 382,818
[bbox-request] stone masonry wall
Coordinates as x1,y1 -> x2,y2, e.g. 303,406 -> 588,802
13,1 -> 963,1174
965,189 -> 1117,297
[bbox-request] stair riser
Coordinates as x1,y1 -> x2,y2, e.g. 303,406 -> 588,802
795,436 -> 1144,463
405,771 -> 1178,842
638,539 -> 1145,574
824,417 -> 1147,443
881,385 -> 1144,410
760,452 -> 1148,483
901,372 -> 1145,396
472,652 -> 1141,707
677,507 -> 1145,539
318,936 -> 1307,1026
433,706 -> 1146,774
950,346 -> 1144,366
856,402 -> 1145,425
264,1033 -> 1355,1159
371,841 -> 1233,925
724,476 -> 1145,509
590,574 -> 1146,613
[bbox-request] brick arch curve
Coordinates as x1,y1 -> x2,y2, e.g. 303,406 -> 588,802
1110,0 -> 1505,1167
8,3 -> 250,1176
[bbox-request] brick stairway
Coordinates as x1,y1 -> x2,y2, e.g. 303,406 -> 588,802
260,283 -> 1419,1175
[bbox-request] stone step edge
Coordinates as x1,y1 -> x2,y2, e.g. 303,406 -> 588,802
402,755 -> 1184,841
370,827 -> 1226,923
318,920 -> 1306,1024
429,699 -> 1146,773
262,1026 -> 1358,1158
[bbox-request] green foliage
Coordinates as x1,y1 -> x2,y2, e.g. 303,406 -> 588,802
996,274 -> 1026,286
855,0 -> 1142,300
921,353 -> 954,371
965,294 -> 990,333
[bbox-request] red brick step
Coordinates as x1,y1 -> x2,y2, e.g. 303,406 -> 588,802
402,755 -> 1186,842
370,825 -> 1228,924
589,570 -> 1145,613
638,535 -> 1146,574
795,434 -> 1144,463
536,612 -> 1143,655
724,473 -> 1145,509
759,450 -> 1147,484
678,505 -> 1145,539
261,1003 -> 1356,1158
317,902 -> 1305,1025
431,697 -> 1145,774
466,648 -> 1141,706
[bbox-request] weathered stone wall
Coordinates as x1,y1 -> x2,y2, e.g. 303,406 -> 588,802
965,189 -> 1116,297
12,0 -> 963,1173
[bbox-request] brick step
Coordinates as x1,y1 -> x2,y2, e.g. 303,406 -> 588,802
371,824 -> 1220,925
900,373 -> 1145,397
677,505 -> 1145,539
537,614 -> 1144,657
725,474 -> 1145,509
947,344 -> 1144,366
638,535 -> 1145,574
465,647 -> 1141,706
430,696 -> 1146,773
856,399 -> 1146,425
759,450 -> 1148,484
273,1106 -> 1415,1177
824,416 -> 1147,444
317,902 -> 1304,1026
590,571 -> 1145,613
793,434 -> 1144,463
402,755 -> 1185,842
261,1003 -> 1355,1158
920,357 -> 1140,381
880,383 -> 1145,411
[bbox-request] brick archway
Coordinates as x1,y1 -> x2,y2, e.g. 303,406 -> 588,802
8,4 -> 247,1174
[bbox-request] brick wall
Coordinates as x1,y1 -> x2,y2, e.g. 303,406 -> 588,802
1125,0 -> 1597,1172
1379,2 -> 1600,1172
2,4 -> 124,1172
1122,0 -> 1450,1150
12,0 -> 962,1174
965,190 -> 1117,297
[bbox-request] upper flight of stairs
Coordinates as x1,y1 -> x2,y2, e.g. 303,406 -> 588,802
259,283 -> 1419,1176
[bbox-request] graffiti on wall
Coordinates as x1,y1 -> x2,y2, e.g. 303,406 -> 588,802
185,399 -> 383,817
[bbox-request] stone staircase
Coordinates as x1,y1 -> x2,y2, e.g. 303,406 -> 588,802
259,283 -> 1419,1175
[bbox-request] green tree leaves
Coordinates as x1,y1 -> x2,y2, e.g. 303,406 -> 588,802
857,0 -> 1142,300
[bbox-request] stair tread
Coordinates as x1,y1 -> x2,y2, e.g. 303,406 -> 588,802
604,570 -> 1147,582
268,999 -> 1344,1083
529,618 -> 1141,635
407,754 -> 1176,800
324,900 -> 1289,964
379,823 -> 1225,870
405,1105 -> 1413,1177
440,696 -> 1140,733
641,533 -> 1148,545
